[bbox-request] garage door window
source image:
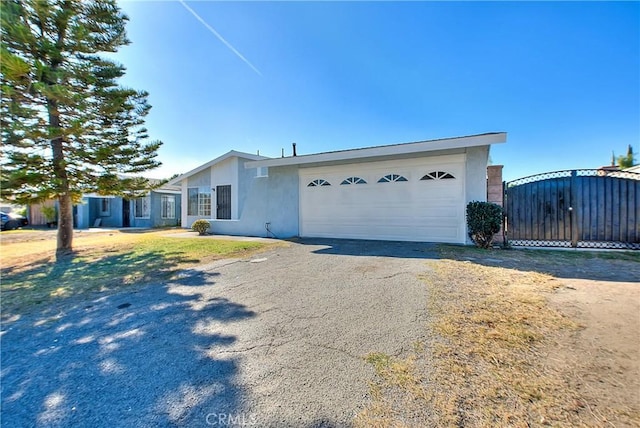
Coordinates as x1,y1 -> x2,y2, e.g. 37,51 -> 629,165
307,179 -> 331,187
377,174 -> 408,183
340,177 -> 367,185
420,171 -> 455,180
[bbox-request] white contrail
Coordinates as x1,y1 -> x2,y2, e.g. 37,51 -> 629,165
178,0 -> 262,76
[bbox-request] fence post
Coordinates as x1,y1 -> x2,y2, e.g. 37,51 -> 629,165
487,165 -> 504,245
570,170 -> 579,247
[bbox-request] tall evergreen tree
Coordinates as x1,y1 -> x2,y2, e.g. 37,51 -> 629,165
616,144 -> 636,169
1,0 -> 162,256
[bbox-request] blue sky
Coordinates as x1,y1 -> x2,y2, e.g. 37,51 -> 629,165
113,1 -> 639,182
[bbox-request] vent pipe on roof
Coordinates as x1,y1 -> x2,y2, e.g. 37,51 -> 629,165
281,148 -> 284,158
292,142 -> 297,157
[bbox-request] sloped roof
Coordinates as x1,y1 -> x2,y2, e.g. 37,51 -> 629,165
245,132 -> 507,169
168,150 -> 267,185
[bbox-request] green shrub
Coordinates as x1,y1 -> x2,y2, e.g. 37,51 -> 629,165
466,201 -> 503,249
191,219 -> 211,235
41,205 -> 57,226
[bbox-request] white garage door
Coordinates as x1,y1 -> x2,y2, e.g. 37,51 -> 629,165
299,154 -> 466,243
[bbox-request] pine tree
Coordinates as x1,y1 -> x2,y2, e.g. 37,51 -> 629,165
1,0 -> 162,257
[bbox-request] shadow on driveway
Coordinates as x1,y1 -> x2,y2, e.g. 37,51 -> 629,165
300,238 -> 639,283
297,238 -> 441,259
437,244 -> 640,283
1,269 -> 253,427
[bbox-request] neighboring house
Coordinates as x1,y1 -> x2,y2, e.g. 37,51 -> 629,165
28,184 -> 181,229
170,132 -> 507,244
625,165 -> 640,174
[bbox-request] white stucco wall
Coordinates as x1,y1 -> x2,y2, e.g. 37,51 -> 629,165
211,157 -> 239,220
184,167 -> 211,227
464,145 -> 490,244
464,145 -> 489,204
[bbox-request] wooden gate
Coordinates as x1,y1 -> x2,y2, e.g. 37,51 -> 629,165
504,169 -> 640,249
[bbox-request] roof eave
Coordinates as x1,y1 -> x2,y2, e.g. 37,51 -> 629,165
169,150 -> 269,185
245,132 -> 506,169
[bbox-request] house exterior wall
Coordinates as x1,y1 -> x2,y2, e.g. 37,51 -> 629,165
208,164 -> 300,238
179,147 -> 492,242
463,145 -> 491,244
464,145 -> 489,205
76,199 -> 90,229
130,192 -> 181,228
84,197 -> 122,228
103,197 -> 123,227
182,156 -> 299,237
211,157 -> 239,220
184,167 -> 212,227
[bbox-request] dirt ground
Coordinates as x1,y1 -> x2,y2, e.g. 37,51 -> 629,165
549,278 -> 640,426
443,248 -> 640,426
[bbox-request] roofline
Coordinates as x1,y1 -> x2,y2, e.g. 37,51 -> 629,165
169,150 -> 268,185
245,132 -> 507,169
152,188 -> 181,195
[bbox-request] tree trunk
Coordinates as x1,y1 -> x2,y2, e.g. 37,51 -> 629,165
48,98 -> 73,257
56,193 -> 74,257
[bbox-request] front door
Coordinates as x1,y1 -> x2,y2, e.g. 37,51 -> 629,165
216,185 -> 231,220
122,199 -> 130,227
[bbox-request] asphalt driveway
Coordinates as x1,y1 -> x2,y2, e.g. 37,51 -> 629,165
1,239 -> 438,427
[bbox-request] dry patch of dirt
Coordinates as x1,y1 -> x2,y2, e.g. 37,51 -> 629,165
548,278 -> 640,426
356,250 -> 640,428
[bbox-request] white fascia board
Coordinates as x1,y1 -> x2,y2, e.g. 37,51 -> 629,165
82,193 -> 118,198
244,132 -> 506,169
152,189 -> 182,195
168,150 -> 269,185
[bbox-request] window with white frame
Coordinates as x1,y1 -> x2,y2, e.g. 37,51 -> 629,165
187,187 -> 211,216
99,198 -> 110,216
256,167 -> 269,178
161,195 -> 176,219
187,188 -> 198,216
134,196 -> 150,219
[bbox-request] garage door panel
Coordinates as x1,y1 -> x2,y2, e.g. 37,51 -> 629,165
300,156 -> 466,243
302,223 -> 462,242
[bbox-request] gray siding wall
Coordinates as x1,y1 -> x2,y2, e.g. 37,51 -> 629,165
152,192 -> 181,228
76,199 -> 90,229
130,192 -> 182,228
82,197 -> 122,228
209,164 -> 299,238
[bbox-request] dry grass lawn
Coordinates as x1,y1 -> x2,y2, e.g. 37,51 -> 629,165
357,247 -> 640,428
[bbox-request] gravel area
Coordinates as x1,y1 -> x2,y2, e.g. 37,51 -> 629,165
1,239 -> 438,427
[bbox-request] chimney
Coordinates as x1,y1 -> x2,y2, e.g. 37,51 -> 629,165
292,142 -> 297,157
